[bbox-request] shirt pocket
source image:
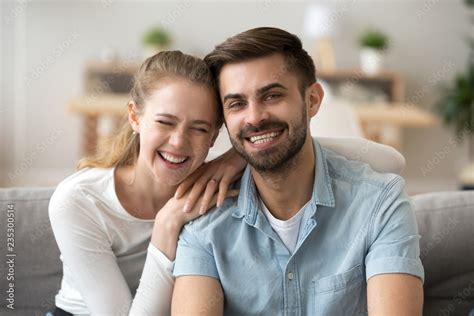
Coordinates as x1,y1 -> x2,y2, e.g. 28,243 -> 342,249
311,264 -> 368,315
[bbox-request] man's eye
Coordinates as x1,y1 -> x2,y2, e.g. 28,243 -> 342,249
228,101 -> 245,109
264,93 -> 281,101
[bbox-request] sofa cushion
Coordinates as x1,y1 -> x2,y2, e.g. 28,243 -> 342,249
413,191 -> 474,316
1,186 -> 473,315
0,187 -> 60,316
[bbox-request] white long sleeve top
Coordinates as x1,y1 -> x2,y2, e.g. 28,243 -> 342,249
49,167 -> 173,316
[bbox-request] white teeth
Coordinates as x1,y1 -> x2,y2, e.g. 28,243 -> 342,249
160,152 -> 187,164
249,132 -> 281,144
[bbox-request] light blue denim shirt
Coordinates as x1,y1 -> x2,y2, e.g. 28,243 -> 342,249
174,138 -> 424,316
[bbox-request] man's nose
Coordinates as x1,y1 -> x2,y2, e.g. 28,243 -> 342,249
245,102 -> 269,127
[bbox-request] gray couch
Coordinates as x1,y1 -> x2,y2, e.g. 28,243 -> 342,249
1,187 -> 473,316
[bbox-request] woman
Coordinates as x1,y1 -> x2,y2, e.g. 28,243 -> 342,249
49,51 -> 245,315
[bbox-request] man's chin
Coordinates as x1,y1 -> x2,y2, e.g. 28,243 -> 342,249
246,155 -> 287,173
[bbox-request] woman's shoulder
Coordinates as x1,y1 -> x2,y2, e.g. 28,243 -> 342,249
49,167 -> 114,214
62,167 -> 112,186
57,167 -> 112,193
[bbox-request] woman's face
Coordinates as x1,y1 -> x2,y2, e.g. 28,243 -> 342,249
134,77 -> 219,186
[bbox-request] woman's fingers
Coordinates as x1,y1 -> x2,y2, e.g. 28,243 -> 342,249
226,189 -> 240,198
175,169 -> 202,199
216,174 -> 232,208
230,170 -> 244,183
201,187 -> 240,215
183,173 -> 216,213
199,179 -> 219,214
179,148 -> 246,212
186,188 -> 240,220
217,169 -> 244,207
175,162 -> 210,199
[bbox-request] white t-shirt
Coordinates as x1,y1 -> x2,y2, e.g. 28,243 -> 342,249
49,167 -> 173,315
260,199 -> 306,254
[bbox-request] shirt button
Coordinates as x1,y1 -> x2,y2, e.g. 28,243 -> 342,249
287,272 -> 294,281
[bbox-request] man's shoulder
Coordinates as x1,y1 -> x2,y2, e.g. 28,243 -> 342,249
322,145 -> 404,192
184,195 -> 242,236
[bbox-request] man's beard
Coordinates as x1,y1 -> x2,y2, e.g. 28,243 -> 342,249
228,104 -> 308,173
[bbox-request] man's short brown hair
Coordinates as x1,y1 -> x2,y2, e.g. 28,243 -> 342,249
204,27 -> 316,94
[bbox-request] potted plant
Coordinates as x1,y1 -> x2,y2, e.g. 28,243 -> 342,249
358,29 -> 388,75
435,0 -> 474,189
142,27 -> 171,58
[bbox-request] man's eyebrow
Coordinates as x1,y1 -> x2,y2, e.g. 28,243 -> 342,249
256,83 -> 287,97
154,113 -> 212,127
223,83 -> 287,103
223,93 -> 245,103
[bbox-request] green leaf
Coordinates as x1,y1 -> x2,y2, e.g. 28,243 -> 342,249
358,29 -> 388,50
435,59 -> 474,140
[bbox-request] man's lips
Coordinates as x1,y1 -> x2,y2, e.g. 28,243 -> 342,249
244,129 -> 284,145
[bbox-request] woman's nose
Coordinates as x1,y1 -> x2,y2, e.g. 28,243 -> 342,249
168,128 -> 188,148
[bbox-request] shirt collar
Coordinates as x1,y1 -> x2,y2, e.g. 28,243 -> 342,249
232,137 -> 335,220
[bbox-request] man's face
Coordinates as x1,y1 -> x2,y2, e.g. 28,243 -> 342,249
219,54 -> 312,172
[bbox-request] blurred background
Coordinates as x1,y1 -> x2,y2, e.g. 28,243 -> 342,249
1,0 -> 473,194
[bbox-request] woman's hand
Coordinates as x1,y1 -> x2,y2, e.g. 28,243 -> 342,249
152,189 -> 238,260
175,148 -> 246,214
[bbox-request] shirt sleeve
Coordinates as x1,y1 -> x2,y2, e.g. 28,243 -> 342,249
129,244 -> 174,316
49,186 -> 134,315
172,222 -> 219,280
365,176 -> 425,282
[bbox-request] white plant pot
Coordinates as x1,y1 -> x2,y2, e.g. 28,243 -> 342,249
360,48 -> 384,75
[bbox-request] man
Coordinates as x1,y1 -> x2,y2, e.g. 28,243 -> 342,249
171,27 -> 424,315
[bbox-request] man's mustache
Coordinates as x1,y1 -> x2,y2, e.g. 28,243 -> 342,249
238,121 -> 288,139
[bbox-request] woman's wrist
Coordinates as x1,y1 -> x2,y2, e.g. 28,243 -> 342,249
157,210 -> 184,235
151,213 -> 183,261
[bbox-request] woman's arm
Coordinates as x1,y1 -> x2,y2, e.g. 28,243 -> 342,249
129,243 -> 175,316
130,190 -> 237,315
49,189 -> 136,315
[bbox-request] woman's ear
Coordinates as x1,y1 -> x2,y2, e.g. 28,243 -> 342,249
128,101 -> 140,133
306,82 -> 324,119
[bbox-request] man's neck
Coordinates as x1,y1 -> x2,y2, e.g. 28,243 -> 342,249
251,137 -> 316,220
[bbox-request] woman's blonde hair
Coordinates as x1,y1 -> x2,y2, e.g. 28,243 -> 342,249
78,50 -> 222,170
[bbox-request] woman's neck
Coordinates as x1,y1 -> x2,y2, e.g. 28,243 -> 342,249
114,161 -> 176,220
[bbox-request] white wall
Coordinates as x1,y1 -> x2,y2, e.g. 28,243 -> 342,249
1,0 -> 471,192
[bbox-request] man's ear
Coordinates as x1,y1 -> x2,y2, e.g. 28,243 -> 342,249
306,82 -> 324,119
128,101 -> 140,133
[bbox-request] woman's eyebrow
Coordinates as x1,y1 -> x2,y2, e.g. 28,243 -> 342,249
191,120 -> 212,127
154,113 -> 176,119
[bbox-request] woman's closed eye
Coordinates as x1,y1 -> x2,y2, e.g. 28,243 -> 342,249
191,127 -> 209,134
156,120 -> 174,126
